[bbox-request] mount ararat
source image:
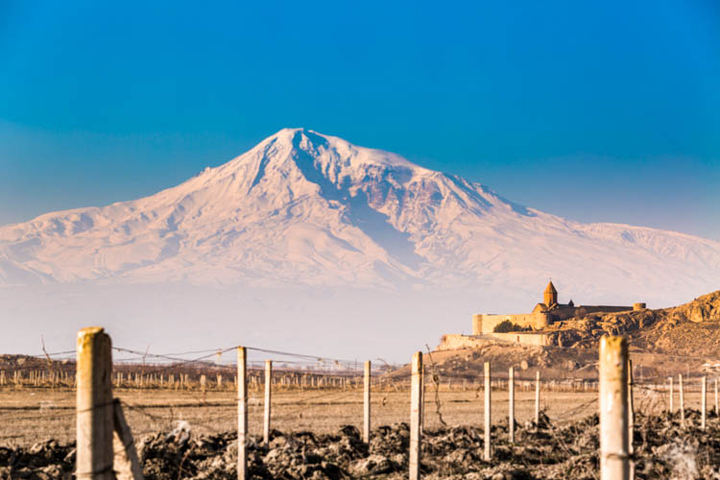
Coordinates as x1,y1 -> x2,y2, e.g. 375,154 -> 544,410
0,129 -> 718,358
2,128 -> 718,300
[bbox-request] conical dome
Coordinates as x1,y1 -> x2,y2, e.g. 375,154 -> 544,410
544,281 -> 558,306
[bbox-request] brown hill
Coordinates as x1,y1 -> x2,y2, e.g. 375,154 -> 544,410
549,290 -> 720,357
417,291 -> 720,382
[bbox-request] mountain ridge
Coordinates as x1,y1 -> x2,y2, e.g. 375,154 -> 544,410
1,128 -> 718,308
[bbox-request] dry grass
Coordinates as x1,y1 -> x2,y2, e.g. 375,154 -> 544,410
1,383 -> 704,447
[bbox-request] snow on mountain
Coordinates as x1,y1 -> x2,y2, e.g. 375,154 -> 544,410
1,128 -> 718,306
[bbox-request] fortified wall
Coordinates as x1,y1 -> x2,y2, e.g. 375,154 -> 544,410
472,313 -> 549,335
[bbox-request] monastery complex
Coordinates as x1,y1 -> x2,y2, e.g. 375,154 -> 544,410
472,281 -> 646,335
441,281 -> 647,349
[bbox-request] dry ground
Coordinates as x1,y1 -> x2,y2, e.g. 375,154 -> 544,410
0,383 -> 703,447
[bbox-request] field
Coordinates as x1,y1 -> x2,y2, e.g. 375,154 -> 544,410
1,375 -> 719,480
1,383 -> 718,479
0,386 -> 603,446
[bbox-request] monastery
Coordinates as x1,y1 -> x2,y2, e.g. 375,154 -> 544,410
472,281 -> 646,335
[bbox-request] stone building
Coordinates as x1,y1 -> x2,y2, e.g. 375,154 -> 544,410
472,281 -> 642,335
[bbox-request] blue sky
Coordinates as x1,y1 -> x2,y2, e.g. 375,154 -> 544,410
1,0 -> 719,239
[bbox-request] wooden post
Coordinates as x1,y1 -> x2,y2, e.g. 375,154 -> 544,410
599,336 -> 629,480
409,352 -> 422,480
715,378 -> 718,417
237,347 -> 248,480
679,374 -> 685,425
535,371 -> 541,425
508,367 -> 515,443
627,360 -> 634,456
702,376 -> 707,430
669,377 -> 673,413
363,361 -> 371,443
76,327 -> 115,480
419,363 -> 425,433
263,360 -> 272,445
484,362 -> 492,461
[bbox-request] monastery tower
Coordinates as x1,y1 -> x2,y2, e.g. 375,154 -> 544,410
543,281 -> 558,307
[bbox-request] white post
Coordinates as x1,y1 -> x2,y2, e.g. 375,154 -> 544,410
679,374 -> 685,425
535,371 -> 541,425
599,336 -> 629,480
76,327 -> 115,480
627,360 -> 634,456
702,376 -> 707,430
484,362 -> 492,461
669,377 -> 673,413
237,348 -> 248,480
363,361 -> 371,443
419,363 -> 425,433
409,352 -> 422,480
263,360 -> 272,445
508,367 -> 515,443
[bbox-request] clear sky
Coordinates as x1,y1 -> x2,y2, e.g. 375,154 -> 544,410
1,0 -> 719,240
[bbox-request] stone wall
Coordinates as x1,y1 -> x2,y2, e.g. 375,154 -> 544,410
550,305 -> 633,321
490,332 -> 550,346
438,333 -> 550,350
472,313 -> 550,335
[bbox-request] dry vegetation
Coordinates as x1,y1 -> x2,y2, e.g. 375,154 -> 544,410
0,386 -> 614,447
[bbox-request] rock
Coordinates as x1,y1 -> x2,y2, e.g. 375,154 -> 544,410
349,454 -> 392,476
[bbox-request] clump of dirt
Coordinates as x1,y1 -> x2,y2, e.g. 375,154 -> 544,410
4,411 -> 720,479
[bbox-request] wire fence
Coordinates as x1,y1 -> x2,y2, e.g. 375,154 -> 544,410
1,341 -> 718,449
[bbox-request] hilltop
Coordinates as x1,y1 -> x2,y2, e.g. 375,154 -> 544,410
551,290 -> 720,356
426,291 -> 720,381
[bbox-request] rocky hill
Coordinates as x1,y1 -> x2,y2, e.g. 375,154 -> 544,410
423,291 -> 720,381
548,290 -> 720,357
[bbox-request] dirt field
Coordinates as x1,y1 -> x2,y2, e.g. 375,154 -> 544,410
2,384 -> 718,479
0,381 -> 703,447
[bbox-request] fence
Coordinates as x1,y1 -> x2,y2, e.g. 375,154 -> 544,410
3,328 -> 720,479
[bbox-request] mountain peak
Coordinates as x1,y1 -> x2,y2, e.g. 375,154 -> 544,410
250,127 -> 425,173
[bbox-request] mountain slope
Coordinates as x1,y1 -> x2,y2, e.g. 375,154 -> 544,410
1,128 -> 718,307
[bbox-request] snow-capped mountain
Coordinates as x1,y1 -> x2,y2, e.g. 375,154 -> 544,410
1,128 -> 719,306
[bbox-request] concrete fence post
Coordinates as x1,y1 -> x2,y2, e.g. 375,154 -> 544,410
599,336 -> 629,480
409,352 -> 423,480
237,347 -> 248,480
419,364 -> 425,433
508,367 -> 515,443
76,327 -> 115,480
263,360 -> 272,445
484,362 -> 492,461
702,376 -> 707,430
363,361 -> 371,443
535,371 -> 541,426
679,374 -> 685,425
669,377 -> 673,413
627,360 -> 634,456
